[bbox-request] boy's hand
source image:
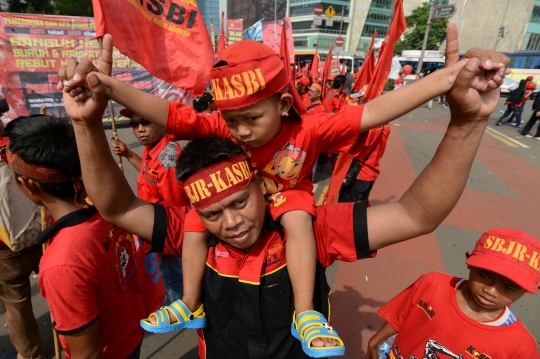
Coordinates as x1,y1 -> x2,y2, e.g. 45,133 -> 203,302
58,34 -> 114,124
366,338 -> 379,359
110,136 -> 130,156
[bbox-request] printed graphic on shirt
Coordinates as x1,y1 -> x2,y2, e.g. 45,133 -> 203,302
391,339 -> 465,359
267,192 -> 286,207
261,144 -> 308,193
417,299 -> 435,319
158,142 -> 178,169
114,229 -> 138,293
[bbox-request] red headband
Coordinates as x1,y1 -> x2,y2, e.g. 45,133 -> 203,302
183,154 -> 254,209
6,147 -> 89,209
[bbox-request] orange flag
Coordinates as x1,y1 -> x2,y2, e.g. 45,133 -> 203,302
217,12 -> 226,59
279,21 -> 306,115
321,40 -> 334,98
352,29 -> 377,93
363,0 -> 406,101
93,0 -> 213,95
310,44 -> 319,83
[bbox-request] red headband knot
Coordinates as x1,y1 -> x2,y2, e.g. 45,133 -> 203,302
6,147 -> 89,209
182,154 -> 254,209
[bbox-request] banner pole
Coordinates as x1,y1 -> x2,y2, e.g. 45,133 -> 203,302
39,105 -> 63,359
98,38 -> 123,172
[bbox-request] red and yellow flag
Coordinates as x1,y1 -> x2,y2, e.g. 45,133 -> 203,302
93,0 -> 214,95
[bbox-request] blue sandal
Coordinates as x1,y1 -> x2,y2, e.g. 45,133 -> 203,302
291,310 -> 345,358
140,299 -> 207,333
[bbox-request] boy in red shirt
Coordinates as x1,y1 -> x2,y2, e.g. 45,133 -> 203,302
4,116 -> 145,359
60,33 -> 510,357
367,228 -> 540,359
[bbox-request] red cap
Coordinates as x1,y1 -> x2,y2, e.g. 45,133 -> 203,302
466,228 -> 540,293
526,76 -> 534,81
119,108 -> 133,118
210,41 -> 289,111
296,77 -> 310,87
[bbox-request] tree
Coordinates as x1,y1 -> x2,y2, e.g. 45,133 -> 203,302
394,2 -> 448,55
54,0 -> 93,17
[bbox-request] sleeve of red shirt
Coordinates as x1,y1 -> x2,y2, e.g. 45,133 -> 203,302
322,96 -> 334,113
166,102 -> 233,141
150,204 -> 189,257
314,201 -> 374,268
378,273 -> 432,332
40,265 -> 99,335
313,104 -> 364,153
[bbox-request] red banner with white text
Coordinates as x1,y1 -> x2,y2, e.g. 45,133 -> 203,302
227,19 -> 243,44
93,0 -> 214,95
0,13 -> 191,126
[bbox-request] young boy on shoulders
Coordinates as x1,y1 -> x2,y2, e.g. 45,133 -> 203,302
367,228 -> 540,359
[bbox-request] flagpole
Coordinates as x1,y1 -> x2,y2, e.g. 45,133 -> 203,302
417,0 -> 435,75
98,37 -> 123,172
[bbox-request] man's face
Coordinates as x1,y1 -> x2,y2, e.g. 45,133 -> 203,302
466,266 -> 526,312
220,95 -> 286,148
326,80 -> 333,90
197,180 -> 267,251
308,87 -> 321,102
296,83 -> 306,94
130,114 -> 164,147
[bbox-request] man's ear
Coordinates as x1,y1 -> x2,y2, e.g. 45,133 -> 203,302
16,175 -> 41,196
253,170 -> 267,196
279,93 -> 294,116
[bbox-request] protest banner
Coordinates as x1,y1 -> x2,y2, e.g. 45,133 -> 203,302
227,19 -> 243,44
93,0 -> 213,95
262,18 -> 294,63
0,13 -> 191,126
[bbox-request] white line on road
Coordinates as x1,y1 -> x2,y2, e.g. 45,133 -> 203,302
313,183 -> 319,193
486,126 -> 530,149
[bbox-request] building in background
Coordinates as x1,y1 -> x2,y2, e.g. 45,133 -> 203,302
199,0 -> 221,42
447,0 -> 536,53
228,0 -> 287,30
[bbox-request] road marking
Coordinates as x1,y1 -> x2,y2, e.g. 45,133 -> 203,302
312,183 -> 319,193
485,126 -> 530,148
317,185 -> 329,206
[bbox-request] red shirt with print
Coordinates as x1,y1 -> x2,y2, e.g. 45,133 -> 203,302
379,272 -> 539,359
166,102 -> 364,216
38,208 -> 144,359
301,92 -> 311,107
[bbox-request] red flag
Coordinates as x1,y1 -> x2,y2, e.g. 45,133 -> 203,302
352,29 -> 377,93
341,60 -> 348,75
321,41 -> 334,99
310,44 -> 319,84
279,21 -> 306,115
363,0 -> 406,102
92,0 -> 213,95
217,12 -> 226,59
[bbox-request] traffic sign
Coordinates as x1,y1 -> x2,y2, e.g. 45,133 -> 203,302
335,37 -> 344,47
325,5 -> 336,19
326,19 -> 333,27
314,3 -> 324,16
432,4 -> 456,19
313,15 -> 322,26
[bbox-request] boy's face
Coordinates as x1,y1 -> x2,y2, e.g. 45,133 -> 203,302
130,114 -> 164,148
220,94 -> 291,148
467,266 -> 527,311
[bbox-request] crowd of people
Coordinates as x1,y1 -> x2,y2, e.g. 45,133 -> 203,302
0,24 -> 539,359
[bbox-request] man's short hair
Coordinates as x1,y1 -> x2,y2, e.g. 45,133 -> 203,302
5,115 -> 81,200
333,75 -> 347,89
176,138 -> 245,182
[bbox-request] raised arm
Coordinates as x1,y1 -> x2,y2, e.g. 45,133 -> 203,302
367,51 -> 509,251
361,24 -> 510,131
59,35 -> 155,241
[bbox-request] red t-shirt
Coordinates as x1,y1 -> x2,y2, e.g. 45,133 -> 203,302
306,102 -> 327,115
301,91 -> 311,108
38,208 -> 144,359
402,64 -> 412,75
166,102 -> 363,198
323,90 -> 353,113
379,272 -> 539,359
137,134 -> 189,206
357,124 -> 391,182
394,78 -> 405,86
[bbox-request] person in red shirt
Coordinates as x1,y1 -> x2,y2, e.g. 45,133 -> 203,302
367,228 -> 540,359
306,83 -> 326,114
4,115 -> 145,359
394,73 -> 406,88
112,107 -> 187,309
323,75 -> 353,113
296,76 -> 312,108
339,124 -> 390,203
193,91 -> 216,114
402,63 -> 413,75
526,75 -> 536,91
59,32 -> 511,357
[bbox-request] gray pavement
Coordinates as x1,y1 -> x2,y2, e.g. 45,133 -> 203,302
1,96 -> 539,358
